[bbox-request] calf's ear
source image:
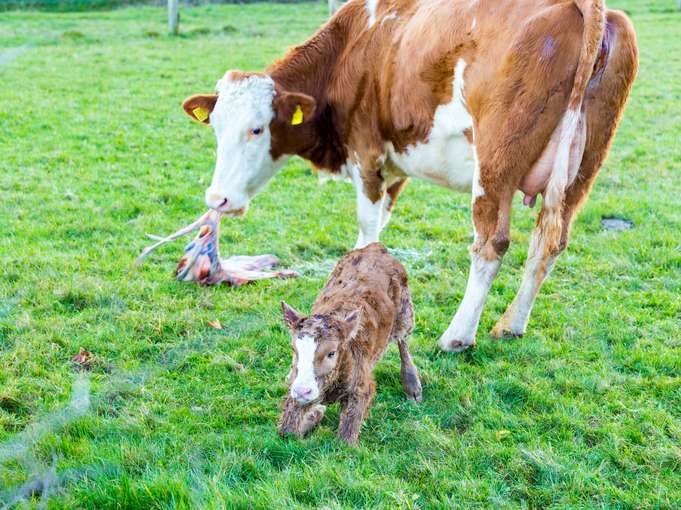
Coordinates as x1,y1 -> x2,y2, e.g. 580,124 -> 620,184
275,92 -> 316,126
182,94 -> 218,125
281,301 -> 303,330
344,309 -> 362,339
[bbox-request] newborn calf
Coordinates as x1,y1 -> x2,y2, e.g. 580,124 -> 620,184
278,243 -> 422,444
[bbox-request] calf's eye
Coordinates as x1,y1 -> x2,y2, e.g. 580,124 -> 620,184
327,351 -> 336,359
250,127 -> 263,136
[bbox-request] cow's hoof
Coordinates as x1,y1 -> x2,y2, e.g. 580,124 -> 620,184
491,320 -> 525,339
439,337 -> 475,353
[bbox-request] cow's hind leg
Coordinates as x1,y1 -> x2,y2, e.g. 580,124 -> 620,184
440,1 -> 594,352
492,10 -> 639,338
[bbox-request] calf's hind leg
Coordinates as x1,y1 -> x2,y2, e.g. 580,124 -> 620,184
390,285 -> 422,401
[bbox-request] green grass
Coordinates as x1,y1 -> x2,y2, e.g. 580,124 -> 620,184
0,1 -> 679,508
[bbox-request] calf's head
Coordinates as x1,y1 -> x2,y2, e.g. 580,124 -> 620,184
280,301 -> 361,405
183,71 -> 316,214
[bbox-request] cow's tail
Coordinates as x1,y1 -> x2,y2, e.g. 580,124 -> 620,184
540,0 -> 606,256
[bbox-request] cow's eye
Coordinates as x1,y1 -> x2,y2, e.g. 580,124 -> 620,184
327,351 -> 336,359
250,127 -> 263,136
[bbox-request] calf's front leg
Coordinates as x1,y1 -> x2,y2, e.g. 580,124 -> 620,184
278,396 -> 326,438
338,380 -> 375,444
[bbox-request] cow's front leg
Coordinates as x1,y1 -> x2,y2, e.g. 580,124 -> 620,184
351,165 -> 386,249
439,188 -> 513,352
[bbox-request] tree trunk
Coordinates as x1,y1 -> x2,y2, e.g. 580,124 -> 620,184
168,0 -> 179,36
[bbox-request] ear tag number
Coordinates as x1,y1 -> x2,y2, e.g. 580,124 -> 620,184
193,107 -> 209,122
291,104 -> 303,125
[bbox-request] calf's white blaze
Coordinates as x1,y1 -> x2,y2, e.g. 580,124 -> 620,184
291,335 -> 319,402
387,58 -> 475,192
205,72 -> 286,212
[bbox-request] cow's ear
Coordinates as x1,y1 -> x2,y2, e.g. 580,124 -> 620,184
182,94 -> 217,125
281,301 -> 304,330
275,92 -> 316,126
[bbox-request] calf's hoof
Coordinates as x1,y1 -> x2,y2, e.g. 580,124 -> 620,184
300,404 -> 326,435
402,372 -> 423,402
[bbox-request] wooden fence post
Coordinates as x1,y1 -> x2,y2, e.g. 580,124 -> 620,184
168,0 -> 179,36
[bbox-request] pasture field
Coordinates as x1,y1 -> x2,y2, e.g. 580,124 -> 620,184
0,1 -> 679,508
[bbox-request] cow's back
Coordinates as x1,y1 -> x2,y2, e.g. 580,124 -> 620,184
329,0 -> 590,150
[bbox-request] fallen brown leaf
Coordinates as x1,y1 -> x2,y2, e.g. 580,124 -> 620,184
208,319 -> 223,330
72,348 -> 95,370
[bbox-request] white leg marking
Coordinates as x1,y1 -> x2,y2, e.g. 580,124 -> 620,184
291,335 -> 319,402
439,251 -> 501,351
351,165 -> 384,249
386,59 -> 475,192
493,229 -> 558,337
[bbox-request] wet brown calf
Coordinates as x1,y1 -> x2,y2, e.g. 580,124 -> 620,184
278,243 -> 421,444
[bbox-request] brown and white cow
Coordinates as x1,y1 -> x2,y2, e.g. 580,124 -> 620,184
182,0 -> 638,351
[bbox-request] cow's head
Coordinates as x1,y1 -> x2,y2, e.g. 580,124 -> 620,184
183,71 -> 316,214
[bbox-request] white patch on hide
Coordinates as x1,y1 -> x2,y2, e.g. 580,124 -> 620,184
382,11 -> 398,25
366,0 -> 379,27
387,59 -> 475,192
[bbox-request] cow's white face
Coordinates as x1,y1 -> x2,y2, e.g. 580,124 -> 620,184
183,71 -> 317,214
205,73 -> 281,214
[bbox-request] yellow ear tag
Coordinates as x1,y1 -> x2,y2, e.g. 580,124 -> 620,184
192,107 -> 209,122
291,104 -> 304,126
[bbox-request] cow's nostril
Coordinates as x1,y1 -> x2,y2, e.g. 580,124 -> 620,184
205,190 -> 229,210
